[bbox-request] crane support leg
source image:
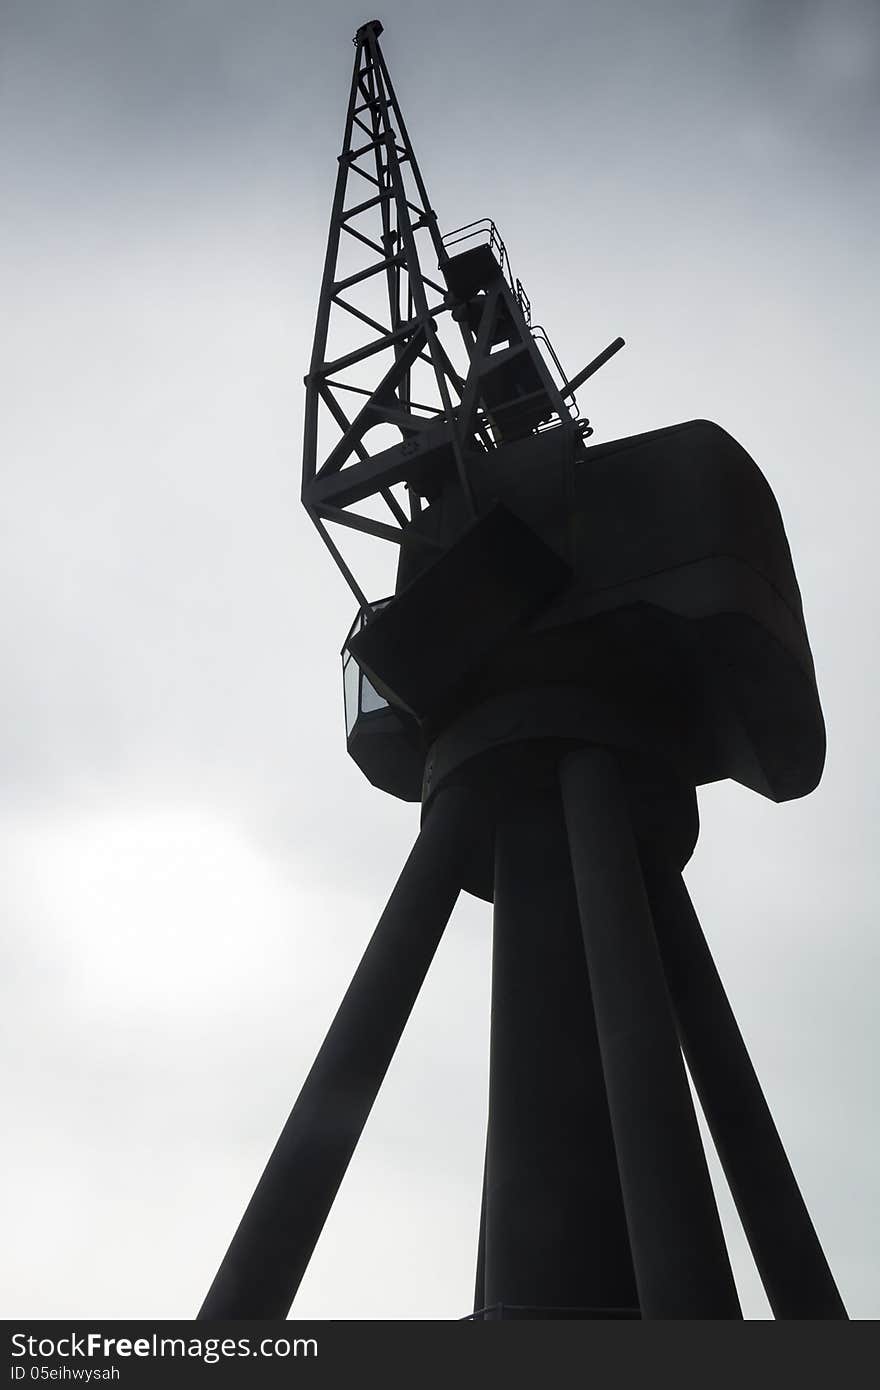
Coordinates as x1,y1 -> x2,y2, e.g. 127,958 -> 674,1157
483,793 -> 638,1318
560,748 -> 742,1319
640,858 -> 847,1319
198,786 -> 477,1319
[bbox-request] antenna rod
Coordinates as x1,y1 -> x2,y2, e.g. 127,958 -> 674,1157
562,336 -> 625,399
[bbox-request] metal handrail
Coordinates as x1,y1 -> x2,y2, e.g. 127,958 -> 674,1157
442,217 -> 504,260
530,325 -> 593,437
443,224 -> 594,438
441,218 -> 531,324
530,325 -> 567,386
515,277 -> 531,327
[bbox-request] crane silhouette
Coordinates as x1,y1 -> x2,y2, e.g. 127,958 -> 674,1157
200,20 -> 846,1322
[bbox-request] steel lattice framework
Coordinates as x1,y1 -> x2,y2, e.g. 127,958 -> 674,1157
301,20 -> 471,606
301,20 -> 616,608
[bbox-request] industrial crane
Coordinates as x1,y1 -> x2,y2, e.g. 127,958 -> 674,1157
200,20 -> 847,1322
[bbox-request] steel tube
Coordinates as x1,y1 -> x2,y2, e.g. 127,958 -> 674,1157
473,1142 -> 487,1315
485,793 -> 638,1316
562,335 -> 626,397
641,857 -> 847,1318
560,748 -> 742,1318
199,786 -> 478,1319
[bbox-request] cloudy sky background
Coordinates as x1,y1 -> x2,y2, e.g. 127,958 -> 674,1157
2,0 -> 878,1319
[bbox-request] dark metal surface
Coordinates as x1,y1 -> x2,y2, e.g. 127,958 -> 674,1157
641,858 -> 848,1318
560,747 -> 742,1318
473,1140 -> 487,1316
349,504 -> 571,719
466,1303 -> 640,1320
485,793 -> 638,1315
353,414 -> 825,806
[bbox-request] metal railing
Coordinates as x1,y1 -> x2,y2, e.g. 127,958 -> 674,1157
441,218 -> 532,324
531,325 -> 592,437
442,220 -> 593,440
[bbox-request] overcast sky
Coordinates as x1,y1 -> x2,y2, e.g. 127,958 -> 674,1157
1,0 -> 878,1320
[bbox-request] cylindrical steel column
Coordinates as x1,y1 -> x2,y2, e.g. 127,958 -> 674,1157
485,792 -> 638,1317
641,856 -> 847,1319
199,786 -> 478,1319
473,1143 -> 487,1315
560,748 -> 741,1318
